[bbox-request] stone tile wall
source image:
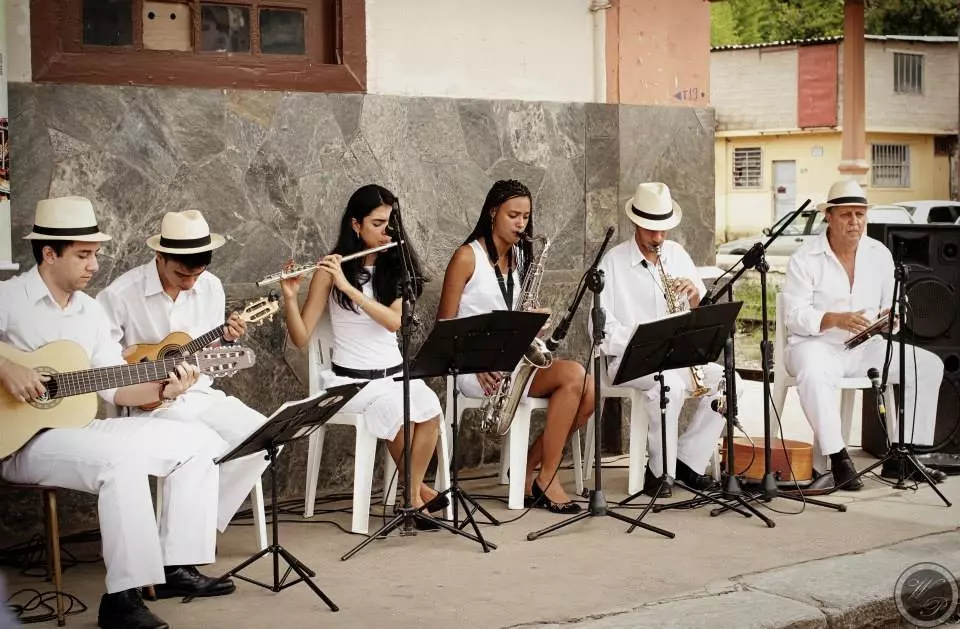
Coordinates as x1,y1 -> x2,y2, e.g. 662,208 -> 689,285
1,84 -> 715,541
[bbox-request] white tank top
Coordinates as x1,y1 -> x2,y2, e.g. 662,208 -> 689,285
456,240 -> 521,317
327,268 -> 402,370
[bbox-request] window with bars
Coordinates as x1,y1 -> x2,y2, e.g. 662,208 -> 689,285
871,144 -> 911,188
732,148 -> 762,189
893,52 -> 923,94
31,0 -> 366,93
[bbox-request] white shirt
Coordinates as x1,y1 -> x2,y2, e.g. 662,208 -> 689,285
596,238 -> 706,372
782,231 -> 894,346
97,261 -> 225,389
0,266 -> 124,404
327,269 -> 403,371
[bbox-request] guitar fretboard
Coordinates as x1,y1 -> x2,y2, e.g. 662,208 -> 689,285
51,355 -> 200,399
180,328 -> 224,357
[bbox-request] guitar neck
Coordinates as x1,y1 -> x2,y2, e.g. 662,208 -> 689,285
51,355 -> 199,399
180,327 -> 224,356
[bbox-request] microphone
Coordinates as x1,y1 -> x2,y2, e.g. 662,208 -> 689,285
867,367 -> 886,418
640,259 -> 649,269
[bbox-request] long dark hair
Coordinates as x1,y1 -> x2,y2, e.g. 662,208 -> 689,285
462,179 -> 534,279
331,184 -> 425,313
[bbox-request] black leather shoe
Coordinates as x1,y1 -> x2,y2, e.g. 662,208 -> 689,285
642,467 -> 674,498
149,565 -> 236,600
830,452 -> 863,491
423,492 -> 450,513
98,589 -> 169,629
676,460 -> 718,491
881,459 -> 948,484
530,479 -> 582,514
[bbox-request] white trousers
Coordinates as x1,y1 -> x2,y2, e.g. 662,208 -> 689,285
135,387 -> 269,532
0,417 -> 224,593
618,362 -> 733,477
785,336 -> 941,461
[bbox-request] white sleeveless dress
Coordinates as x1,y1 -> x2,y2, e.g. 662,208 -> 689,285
320,270 -> 441,440
455,240 -> 525,398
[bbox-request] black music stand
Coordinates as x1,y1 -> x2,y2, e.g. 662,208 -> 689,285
614,303 -> 742,534
416,310 -> 549,551
182,384 -> 362,610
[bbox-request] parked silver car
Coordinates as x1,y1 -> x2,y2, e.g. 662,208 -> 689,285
716,205 -> 913,266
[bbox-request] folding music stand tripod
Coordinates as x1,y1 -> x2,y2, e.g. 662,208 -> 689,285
614,303 -> 743,535
404,310 -> 550,553
182,384 -> 362,610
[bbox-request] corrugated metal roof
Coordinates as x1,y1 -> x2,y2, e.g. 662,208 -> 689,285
712,34 -> 958,52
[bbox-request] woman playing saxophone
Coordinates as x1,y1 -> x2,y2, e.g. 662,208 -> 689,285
437,179 -> 595,514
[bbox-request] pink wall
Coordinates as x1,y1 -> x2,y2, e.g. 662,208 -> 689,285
607,0 -> 712,106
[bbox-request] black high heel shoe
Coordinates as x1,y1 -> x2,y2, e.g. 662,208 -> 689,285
531,479 -> 582,515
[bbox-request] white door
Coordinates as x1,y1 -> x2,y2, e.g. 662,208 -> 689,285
773,160 -> 797,220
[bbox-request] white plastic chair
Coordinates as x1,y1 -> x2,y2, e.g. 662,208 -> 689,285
772,292 -> 896,471
581,357 -> 651,495
107,402 -> 268,551
303,311 -> 452,534
444,376 -> 584,510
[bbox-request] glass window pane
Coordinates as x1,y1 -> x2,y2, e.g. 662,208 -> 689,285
260,9 -> 306,55
201,4 -> 251,53
83,0 -> 133,46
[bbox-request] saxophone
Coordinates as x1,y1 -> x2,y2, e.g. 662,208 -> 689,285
479,234 -> 553,436
655,245 -> 711,398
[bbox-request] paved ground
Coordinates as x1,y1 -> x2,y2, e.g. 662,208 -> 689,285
3,381 -> 958,628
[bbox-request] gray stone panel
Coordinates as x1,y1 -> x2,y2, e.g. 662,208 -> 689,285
2,83 -> 715,541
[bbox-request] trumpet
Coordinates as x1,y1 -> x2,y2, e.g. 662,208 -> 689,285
257,242 -> 398,287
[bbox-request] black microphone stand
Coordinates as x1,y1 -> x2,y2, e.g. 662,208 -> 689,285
700,200 -> 844,515
652,279 -> 774,527
839,242 -> 951,505
527,228 -> 675,541
342,202 -> 462,561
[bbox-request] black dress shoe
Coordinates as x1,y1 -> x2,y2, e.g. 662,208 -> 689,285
830,451 -> 863,491
675,460 -> 718,491
642,467 -> 673,498
423,492 -> 450,513
530,479 -> 582,514
98,589 -> 169,629
881,459 -> 948,484
149,565 -> 236,600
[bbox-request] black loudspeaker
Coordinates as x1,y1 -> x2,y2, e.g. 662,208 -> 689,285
861,224 -> 960,456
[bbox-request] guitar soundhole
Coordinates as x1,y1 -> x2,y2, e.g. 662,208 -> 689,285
30,366 -> 61,409
159,345 -> 185,360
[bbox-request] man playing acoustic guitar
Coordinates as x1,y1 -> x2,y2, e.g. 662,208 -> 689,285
97,210 -> 271,558
781,180 -> 946,491
0,196 -> 236,629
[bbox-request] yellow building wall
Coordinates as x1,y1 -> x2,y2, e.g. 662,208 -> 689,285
716,131 -> 946,241
865,133 -> 944,204
715,132 -> 842,240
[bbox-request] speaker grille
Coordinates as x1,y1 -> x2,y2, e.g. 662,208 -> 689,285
905,277 -> 956,340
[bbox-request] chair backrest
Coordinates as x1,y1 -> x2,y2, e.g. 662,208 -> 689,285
307,310 -> 336,396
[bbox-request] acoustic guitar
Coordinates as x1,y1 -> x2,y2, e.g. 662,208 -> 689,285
0,340 -> 256,459
123,294 -> 279,364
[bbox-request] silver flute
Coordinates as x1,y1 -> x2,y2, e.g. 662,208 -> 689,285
256,242 -> 399,287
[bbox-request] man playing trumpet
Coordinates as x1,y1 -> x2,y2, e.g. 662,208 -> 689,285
781,180 -> 946,490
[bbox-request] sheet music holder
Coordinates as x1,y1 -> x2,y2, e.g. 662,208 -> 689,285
407,311 -> 548,550
613,302 -> 742,535
183,384 -> 363,609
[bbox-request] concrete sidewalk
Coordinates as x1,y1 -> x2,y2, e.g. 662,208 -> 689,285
2,381 -> 957,629
530,530 -> 960,629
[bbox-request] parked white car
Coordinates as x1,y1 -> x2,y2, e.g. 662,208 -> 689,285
716,205 -> 913,268
891,200 -> 960,224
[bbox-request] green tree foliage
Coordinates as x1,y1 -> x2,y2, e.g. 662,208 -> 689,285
865,0 -> 959,36
712,0 -> 958,46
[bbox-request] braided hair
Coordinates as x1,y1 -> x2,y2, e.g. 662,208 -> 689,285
462,179 -> 534,280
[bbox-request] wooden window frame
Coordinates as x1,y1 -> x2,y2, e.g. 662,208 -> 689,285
30,0 -> 366,93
